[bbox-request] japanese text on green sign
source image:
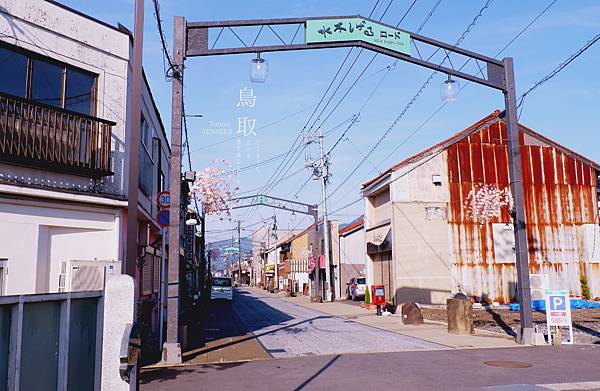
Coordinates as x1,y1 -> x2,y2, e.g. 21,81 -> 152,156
305,18 -> 411,56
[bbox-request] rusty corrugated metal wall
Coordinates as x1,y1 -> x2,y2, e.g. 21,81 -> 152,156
447,119 -> 599,303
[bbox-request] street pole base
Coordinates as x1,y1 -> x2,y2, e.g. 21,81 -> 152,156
161,342 -> 182,365
516,327 -> 537,345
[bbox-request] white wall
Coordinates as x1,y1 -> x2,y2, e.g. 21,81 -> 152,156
0,198 -> 120,295
339,227 -> 368,294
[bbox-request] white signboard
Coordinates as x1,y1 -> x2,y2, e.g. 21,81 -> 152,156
545,289 -> 573,344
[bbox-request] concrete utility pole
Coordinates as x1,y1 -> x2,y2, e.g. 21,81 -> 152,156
503,57 -> 534,344
237,220 -> 242,285
311,207 -> 320,302
163,16 -> 185,365
272,215 -> 278,291
125,0 -> 144,280
318,127 -> 332,302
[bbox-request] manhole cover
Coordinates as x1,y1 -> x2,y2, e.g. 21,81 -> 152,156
483,360 -> 532,368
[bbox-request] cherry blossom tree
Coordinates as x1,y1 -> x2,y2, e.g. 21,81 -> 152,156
190,160 -> 238,219
464,183 -> 513,224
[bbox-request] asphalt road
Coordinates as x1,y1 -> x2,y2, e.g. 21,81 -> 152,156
232,288 -> 441,357
141,288 -> 600,390
141,345 -> 600,390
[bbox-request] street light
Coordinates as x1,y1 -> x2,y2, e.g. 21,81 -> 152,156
441,74 -> 460,102
250,52 -> 268,83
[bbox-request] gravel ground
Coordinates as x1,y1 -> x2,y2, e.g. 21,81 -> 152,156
421,307 -> 600,344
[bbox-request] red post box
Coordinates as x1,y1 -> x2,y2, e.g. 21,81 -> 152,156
371,285 -> 386,305
371,285 -> 385,315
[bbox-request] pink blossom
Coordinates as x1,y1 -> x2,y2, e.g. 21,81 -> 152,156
190,160 -> 237,219
464,183 -> 513,224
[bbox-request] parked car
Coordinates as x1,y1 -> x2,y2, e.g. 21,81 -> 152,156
211,277 -> 233,301
346,277 -> 367,301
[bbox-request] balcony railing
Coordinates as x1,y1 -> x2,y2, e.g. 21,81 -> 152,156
0,92 -> 115,178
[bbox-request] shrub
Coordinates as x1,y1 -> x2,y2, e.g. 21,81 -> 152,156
364,285 -> 371,304
581,275 -> 591,300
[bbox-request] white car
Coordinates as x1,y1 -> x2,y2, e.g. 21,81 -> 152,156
346,277 -> 367,301
211,277 -> 233,301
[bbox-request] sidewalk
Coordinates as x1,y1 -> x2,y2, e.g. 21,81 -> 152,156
275,290 -> 518,349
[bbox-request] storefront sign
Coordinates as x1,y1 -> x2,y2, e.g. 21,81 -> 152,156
306,18 -> 411,56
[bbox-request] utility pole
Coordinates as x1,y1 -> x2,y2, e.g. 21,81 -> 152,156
265,224 -> 270,289
237,220 -> 242,286
125,0 -> 144,280
311,206 -> 320,302
503,57 -> 534,344
318,127 -> 332,302
163,16 -> 185,365
272,215 -> 278,292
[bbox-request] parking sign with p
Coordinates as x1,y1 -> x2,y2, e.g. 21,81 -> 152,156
545,289 -> 573,344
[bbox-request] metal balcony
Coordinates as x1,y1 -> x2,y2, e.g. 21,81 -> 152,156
0,92 -> 114,178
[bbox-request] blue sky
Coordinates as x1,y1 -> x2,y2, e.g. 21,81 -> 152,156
60,0 -> 600,241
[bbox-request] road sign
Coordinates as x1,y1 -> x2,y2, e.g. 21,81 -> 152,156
306,18 -> 411,56
157,191 -> 170,209
156,209 -> 169,227
545,289 -> 573,344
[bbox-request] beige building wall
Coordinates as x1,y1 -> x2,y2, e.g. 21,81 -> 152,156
392,202 -> 451,304
389,152 -> 453,305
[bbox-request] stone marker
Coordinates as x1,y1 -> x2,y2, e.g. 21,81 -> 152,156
402,302 -> 424,325
447,296 -> 474,335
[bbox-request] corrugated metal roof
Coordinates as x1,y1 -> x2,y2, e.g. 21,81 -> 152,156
362,110 -> 600,190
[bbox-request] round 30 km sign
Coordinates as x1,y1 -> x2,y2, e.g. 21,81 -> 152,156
157,191 -> 170,209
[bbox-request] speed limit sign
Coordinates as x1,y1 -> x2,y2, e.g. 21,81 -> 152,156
157,191 -> 170,209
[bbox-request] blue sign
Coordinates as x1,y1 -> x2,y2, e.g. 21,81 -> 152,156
157,209 -> 169,227
548,295 -> 566,311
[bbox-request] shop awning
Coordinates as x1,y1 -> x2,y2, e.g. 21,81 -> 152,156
366,224 -> 390,246
366,224 -> 392,253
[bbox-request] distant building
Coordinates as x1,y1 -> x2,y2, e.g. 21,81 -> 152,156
362,111 -> 600,305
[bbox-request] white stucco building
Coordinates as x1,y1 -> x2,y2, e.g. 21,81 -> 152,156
337,217 -> 368,297
0,0 -> 170,297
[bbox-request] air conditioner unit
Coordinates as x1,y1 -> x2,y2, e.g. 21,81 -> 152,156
58,259 -> 121,292
529,273 -> 549,301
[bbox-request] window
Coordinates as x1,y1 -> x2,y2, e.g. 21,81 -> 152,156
0,259 -> 7,295
65,68 -> 96,115
140,114 -> 151,149
0,43 -> 97,116
0,46 -> 28,97
212,278 -> 232,287
31,59 -> 63,108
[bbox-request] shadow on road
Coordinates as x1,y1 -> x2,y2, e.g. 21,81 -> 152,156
180,288 -> 332,363
484,307 -> 517,337
141,362 -> 247,385
294,355 -> 340,390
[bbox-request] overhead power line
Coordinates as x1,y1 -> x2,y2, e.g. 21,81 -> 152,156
326,0 -> 495,201
237,0 -> 397,223
326,0 -> 563,215
517,31 -> 600,119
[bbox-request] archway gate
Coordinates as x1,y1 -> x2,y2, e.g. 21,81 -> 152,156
164,15 -> 534,362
